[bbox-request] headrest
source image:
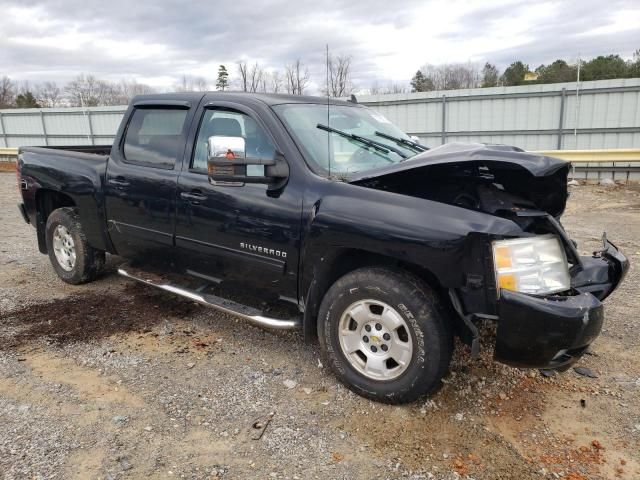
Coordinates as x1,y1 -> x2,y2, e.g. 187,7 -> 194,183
210,117 -> 242,137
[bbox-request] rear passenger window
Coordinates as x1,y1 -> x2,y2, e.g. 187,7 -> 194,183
123,108 -> 188,169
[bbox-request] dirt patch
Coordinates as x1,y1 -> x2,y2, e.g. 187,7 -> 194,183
0,284 -> 197,348
0,162 -> 16,172
26,352 -> 146,407
65,448 -> 106,480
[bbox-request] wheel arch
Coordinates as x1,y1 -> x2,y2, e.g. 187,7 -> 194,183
302,247 -> 449,342
35,189 -> 76,254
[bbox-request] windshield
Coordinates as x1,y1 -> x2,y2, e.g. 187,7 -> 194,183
273,103 -> 418,176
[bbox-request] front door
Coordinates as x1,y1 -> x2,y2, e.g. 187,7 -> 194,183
105,105 -> 191,263
175,105 -> 301,300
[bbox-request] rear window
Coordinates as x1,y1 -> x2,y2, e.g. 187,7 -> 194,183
123,108 -> 188,169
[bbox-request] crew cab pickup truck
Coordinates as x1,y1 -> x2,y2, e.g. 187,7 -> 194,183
17,92 -> 629,403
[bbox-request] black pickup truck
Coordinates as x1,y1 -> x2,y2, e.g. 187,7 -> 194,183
17,92 -> 629,403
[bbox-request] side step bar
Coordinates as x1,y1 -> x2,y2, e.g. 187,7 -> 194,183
118,268 -> 301,331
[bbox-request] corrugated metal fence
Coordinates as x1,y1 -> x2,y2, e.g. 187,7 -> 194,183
357,78 -> 640,151
0,106 -> 125,147
1,79 -> 639,151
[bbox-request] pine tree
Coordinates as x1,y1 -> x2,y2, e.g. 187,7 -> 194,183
501,61 -> 529,86
15,91 -> 40,108
216,65 -> 229,91
481,63 -> 499,87
410,70 -> 434,92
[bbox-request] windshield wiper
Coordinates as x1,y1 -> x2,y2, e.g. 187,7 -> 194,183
317,124 -> 408,159
374,131 -> 428,153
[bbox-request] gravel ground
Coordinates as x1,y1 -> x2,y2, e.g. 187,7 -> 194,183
1,172 -> 639,480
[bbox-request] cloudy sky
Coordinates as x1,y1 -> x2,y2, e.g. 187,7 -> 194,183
1,0 -> 639,92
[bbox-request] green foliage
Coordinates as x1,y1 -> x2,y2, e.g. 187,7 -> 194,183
501,61 -> 529,86
15,91 -> 40,108
216,65 -> 229,91
535,60 -> 577,83
410,70 -> 434,92
580,55 -> 628,81
628,49 -> 640,78
481,63 -> 499,87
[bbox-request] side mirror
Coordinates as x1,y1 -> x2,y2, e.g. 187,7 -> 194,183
207,136 -> 289,191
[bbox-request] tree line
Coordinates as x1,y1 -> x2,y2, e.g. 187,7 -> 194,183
1,49 -> 639,108
0,74 -> 156,109
410,50 -> 640,92
0,55 -> 355,109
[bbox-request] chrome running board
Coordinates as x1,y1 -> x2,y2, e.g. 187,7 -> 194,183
118,268 -> 301,331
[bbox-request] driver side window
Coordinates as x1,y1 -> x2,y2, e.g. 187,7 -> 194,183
191,109 -> 276,171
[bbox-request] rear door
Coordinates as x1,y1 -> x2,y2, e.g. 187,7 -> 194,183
105,101 -> 195,262
175,101 -> 302,299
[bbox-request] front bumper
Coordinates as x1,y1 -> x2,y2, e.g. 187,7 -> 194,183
494,237 -> 629,369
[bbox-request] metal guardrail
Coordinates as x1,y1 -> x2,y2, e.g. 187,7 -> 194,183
3,147 -> 639,161
538,149 -> 640,162
540,149 -> 640,181
0,148 -> 17,171
1,147 -> 639,179
0,148 -> 18,164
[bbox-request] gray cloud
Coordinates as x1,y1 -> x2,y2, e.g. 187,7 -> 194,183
0,0 -> 638,92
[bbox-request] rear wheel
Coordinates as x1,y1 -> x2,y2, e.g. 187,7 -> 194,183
45,207 -> 105,284
318,267 -> 453,404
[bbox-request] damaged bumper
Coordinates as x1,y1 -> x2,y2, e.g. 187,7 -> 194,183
494,237 -> 629,369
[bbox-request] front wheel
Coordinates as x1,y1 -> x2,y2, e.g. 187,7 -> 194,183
45,207 -> 105,285
318,267 -> 453,404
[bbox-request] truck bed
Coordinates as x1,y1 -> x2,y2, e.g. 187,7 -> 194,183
18,145 -> 112,253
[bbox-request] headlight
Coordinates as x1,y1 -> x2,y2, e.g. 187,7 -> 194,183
492,234 -> 570,296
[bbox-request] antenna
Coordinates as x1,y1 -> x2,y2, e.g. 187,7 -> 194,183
79,92 -> 91,144
574,52 -> 581,146
326,43 -> 331,178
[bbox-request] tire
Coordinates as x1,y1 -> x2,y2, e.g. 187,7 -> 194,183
45,207 -> 105,285
318,267 -> 453,404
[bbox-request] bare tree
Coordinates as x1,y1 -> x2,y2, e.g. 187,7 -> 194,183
368,80 -> 382,95
173,75 -> 209,92
386,82 -> 408,94
270,70 -> 284,93
248,62 -> 264,93
0,76 -> 16,108
259,73 -> 269,93
194,77 -> 209,91
64,74 -> 153,106
100,82 -> 126,106
325,54 -> 353,97
35,81 -> 62,107
285,59 -> 309,95
368,80 -> 408,95
237,61 -> 249,92
371,81 -> 408,95
420,63 -> 481,90
174,75 -> 190,93
65,74 -> 106,106
119,80 -> 155,102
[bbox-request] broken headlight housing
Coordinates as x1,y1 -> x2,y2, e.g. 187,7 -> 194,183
492,234 -> 570,296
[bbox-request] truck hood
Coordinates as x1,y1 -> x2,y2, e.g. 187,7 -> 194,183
349,142 -> 570,218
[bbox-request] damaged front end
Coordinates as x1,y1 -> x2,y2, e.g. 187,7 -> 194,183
494,234 -> 628,369
350,143 -> 630,370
